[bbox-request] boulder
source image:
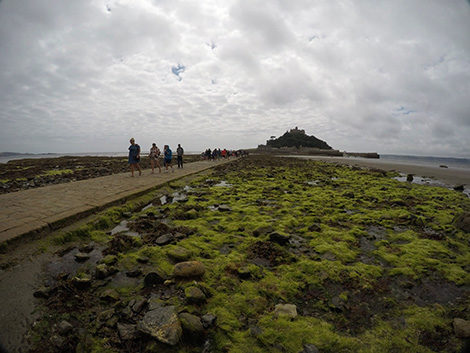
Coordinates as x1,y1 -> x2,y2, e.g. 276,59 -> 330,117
201,314 -> 217,328
455,212 -> 470,233
138,306 -> 182,345
144,271 -> 166,287
173,261 -> 205,278
453,318 -> 470,338
274,304 -> 297,319
155,233 -> 173,246
58,320 -> 73,335
184,286 -> 206,304
179,312 -> 204,335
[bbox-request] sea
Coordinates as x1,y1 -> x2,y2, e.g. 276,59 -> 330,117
0,151 -> 203,164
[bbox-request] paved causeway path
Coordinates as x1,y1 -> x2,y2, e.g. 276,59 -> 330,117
0,159 -> 233,244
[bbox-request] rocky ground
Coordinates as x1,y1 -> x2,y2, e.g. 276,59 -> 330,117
5,156 -> 470,352
0,155 -> 201,194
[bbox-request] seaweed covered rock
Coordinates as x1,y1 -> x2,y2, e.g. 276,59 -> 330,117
167,246 -> 191,262
185,286 -> 206,304
173,261 -> 205,278
179,312 -> 205,335
138,306 -> 182,345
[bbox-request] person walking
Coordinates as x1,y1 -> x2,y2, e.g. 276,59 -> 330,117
176,144 -> 184,168
128,138 -> 142,177
149,143 -> 161,174
164,145 -> 173,172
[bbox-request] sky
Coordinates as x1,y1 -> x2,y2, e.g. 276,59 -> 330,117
0,0 -> 469,156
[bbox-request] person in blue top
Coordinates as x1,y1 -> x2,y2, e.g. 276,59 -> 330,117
163,145 -> 173,172
128,138 -> 142,177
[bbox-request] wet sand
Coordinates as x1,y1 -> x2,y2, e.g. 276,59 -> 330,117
286,155 -> 470,186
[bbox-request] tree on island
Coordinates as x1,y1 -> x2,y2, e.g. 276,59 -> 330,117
266,127 -> 333,149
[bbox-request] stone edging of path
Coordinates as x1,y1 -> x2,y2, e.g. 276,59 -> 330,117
0,159 -> 235,247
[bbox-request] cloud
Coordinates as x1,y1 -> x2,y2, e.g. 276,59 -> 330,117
0,0 -> 469,156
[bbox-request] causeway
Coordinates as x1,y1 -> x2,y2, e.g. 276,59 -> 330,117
0,159 -> 232,244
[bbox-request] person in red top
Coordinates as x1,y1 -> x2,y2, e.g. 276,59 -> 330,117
221,149 -> 227,158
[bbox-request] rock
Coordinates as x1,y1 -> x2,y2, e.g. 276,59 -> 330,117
440,165 -> 448,168
144,271 -> 166,287
100,289 -> 120,302
186,208 -> 199,219
250,326 -> 263,337
406,174 -> 414,182
156,233 -> 173,245
98,308 -> 115,323
102,254 -> 117,265
453,318 -> 470,338
173,261 -> 205,278
58,320 -> 74,335
454,185 -> 465,192
179,312 -> 205,335
167,246 -> 191,262
237,266 -> 252,279
74,252 -> 90,262
126,269 -> 142,277
218,205 -> 232,212
301,344 -> 320,353
137,256 -> 150,264
95,264 -> 117,279
308,224 -> 322,232
117,323 -> 136,341
253,225 -> 274,237
132,298 -> 148,313
95,264 -> 109,279
269,232 -> 291,246
72,275 -> 92,289
185,286 -> 206,304
455,212 -> 470,233
201,314 -> 217,328
50,335 -> 66,348
138,306 -> 182,345
274,304 -> 297,319
79,242 -> 95,253
33,286 -> 51,299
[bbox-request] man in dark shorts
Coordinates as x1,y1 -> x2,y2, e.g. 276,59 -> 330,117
176,144 -> 184,168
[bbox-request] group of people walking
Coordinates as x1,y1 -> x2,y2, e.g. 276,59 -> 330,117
128,138 -> 184,177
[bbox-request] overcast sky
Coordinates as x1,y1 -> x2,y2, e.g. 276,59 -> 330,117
0,0 -> 469,156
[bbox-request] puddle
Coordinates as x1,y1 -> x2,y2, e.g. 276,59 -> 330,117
142,203 -> 153,211
307,180 -> 320,186
214,180 -> 232,187
394,174 -> 470,197
110,220 -> 140,237
171,192 -> 188,203
46,247 -> 104,282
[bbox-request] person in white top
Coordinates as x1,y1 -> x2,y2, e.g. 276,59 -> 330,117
149,143 -> 161,173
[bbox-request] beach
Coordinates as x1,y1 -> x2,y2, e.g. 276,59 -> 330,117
287,155 -> 470,186
1,155 -> 469,353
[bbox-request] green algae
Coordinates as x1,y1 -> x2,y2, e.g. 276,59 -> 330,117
30,156 -> 470,353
